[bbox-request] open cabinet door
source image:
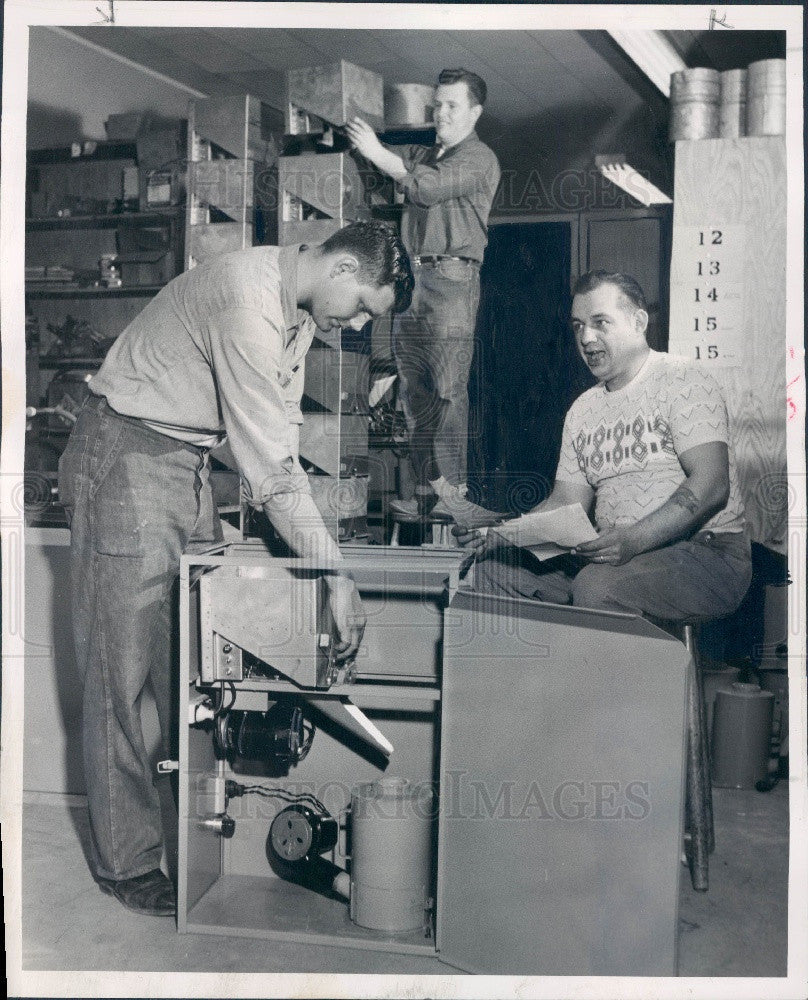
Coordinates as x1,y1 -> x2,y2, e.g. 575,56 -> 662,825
435,590 -> 688,976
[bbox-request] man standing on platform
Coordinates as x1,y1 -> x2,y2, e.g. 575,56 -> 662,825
347,68 -> 501,522
456,271 -> 752,622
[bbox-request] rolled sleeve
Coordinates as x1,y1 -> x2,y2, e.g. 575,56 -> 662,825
667,367 -> 730,455
207,306 -> 311,507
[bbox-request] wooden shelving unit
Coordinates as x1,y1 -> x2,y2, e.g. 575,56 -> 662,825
26,207 -> 182,231
26,284 -> 166,299
37,357 -> 104,370
25,139 -> 186,471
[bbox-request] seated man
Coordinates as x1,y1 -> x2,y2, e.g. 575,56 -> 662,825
456,270 -> 752,622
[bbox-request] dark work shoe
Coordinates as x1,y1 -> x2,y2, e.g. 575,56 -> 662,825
431,484 -> 504,529
97,868 -> 176,917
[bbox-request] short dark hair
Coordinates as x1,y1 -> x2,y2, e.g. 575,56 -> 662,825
438,67 -> 487,106
321,222 -> 414,314
572,270 -> 648,314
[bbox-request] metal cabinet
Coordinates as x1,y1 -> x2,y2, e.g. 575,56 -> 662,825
178,542 -> 462,954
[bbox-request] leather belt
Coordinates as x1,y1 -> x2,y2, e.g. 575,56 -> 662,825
412,254 -> 479,266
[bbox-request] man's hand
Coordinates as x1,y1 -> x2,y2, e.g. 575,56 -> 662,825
345,117 -> 385,160
345,118 -> 409,181
326,574 -> 367,662
573,526 -> 641,567
452,524 -> 502,566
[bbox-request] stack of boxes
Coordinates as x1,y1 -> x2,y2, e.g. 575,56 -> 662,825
186,64 -> 398,542
281,61 -> 394,542
184,94 -> 281,268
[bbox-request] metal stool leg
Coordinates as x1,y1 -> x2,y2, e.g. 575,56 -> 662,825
683,626 -> 710,891
683,624 -> 715,853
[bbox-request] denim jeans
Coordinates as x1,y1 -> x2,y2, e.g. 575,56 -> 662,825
473,530 -> 753,623
58,395 -> 222,880
393,258 -> 480,489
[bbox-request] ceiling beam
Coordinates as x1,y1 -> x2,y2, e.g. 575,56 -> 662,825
604,29 -> 687,97
60,26 -> 211,98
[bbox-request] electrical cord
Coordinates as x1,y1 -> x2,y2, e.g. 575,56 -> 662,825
291,708 -> 316,763
211,680 -> 237,717
226,779 -> 328,815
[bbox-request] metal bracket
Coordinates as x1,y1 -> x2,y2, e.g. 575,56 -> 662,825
213,633 -> 244,682
157,759 -> 179,774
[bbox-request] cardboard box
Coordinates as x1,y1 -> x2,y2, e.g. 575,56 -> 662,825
117,250 -> 175,287
286,61 -> 385,132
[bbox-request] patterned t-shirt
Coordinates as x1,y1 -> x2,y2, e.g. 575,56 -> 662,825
556,350 -> 745,534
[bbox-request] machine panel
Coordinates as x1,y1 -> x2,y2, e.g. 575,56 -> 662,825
437,590 -> 688,976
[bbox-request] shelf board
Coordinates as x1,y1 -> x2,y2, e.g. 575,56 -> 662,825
26,209 -> 182,231
26,284 -> 165,299
38,357 -> 104,369
27,142 -> 138,165
184,874 -> 434,955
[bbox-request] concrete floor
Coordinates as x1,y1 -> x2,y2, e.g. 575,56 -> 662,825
21,779 -> 789,977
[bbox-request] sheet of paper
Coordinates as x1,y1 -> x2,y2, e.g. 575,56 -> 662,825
492,503 -> 598,553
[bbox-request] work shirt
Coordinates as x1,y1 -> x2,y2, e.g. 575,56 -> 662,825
89,243 -> 316,506
394,130 -> 500,262
556,350 -> 746,534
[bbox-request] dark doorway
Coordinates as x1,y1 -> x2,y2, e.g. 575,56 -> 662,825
468,220 -> 594,514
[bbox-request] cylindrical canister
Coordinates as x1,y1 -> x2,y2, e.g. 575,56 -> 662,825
669,68 -> 721,142
702,666 -> 741,741
719,69 -> 747,138
384,83 -> 435,129
746,58 -> 786,136
711,682 -> 774,788
349,776 -> 433,932
670,67 -> 721,103
719,102 -> 746,138
669,102 -> 719,141
721,68 -> 747,103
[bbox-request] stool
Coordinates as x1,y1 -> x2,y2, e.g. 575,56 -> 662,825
678,622 -> 715,892
390,509 -> 454,547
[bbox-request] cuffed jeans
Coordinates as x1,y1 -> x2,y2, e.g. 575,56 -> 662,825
393,258 -> 480,489
473,530 -> 753,623
58,395 -> 222,881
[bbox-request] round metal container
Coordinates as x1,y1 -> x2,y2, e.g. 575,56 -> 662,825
349,776 -> 433,932
747,91 -> 786,136
702,666 -> 741,740
384,83 -> 434,129
746,58 -> 786,136
711,682 -> 774,788
719,101 -> 746,138
720,68 -> 747,104
747,58 -> 786,93
669,100 -> 719,142
670,67 -> 721,103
